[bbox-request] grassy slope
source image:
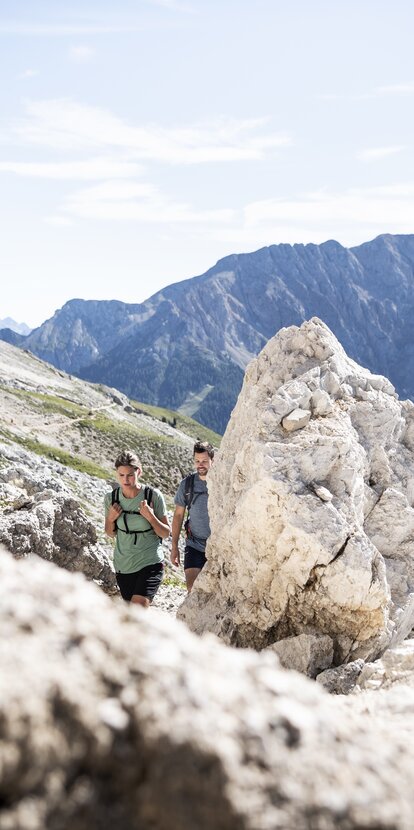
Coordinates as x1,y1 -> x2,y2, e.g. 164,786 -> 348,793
0,385 -> 222,500
131,399 -> 221,447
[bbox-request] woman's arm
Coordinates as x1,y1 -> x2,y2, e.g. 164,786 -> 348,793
104,502 -> 122,538
139,500 -> 171,539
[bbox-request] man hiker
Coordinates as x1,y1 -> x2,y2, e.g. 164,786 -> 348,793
171,440 -> 214,592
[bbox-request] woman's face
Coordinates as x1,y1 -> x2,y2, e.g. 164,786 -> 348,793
116,465 -> 141,489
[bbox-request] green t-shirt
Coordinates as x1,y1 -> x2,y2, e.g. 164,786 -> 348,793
104,485 -> 167,574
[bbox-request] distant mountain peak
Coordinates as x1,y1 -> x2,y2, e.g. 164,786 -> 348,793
0,317 -> 31,336
3,233 -> 414,433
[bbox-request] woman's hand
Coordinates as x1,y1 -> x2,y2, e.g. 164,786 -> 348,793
139,499 -> 153,521
140,501 -> 171,539
104,502 -> 122,538
107,503 -> 122,522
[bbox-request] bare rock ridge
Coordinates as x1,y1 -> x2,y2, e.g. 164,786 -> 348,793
3,549 -> 414,830
8,233 -> 414,433
179,318 -> 414,673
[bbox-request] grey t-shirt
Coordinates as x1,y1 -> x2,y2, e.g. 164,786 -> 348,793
174,473 -> 210,553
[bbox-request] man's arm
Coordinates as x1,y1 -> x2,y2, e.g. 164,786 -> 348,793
171,505 -> 185,566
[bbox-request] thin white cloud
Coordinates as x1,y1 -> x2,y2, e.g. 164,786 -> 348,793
44,216 -> 72,227
69,45 -> 95,63
177,184 -> 414,253
11,99 -> 291,164
243,185 -> 414,234
318,82 -> 414,102
146,0 -> 195,11
17,68 -> 39,79
62,179 -> 236,224
0,21 -> 144,36
375,83 -> 414,96
49,179 -> 414,243
357,146 -> 406,162
0,158 -> 143,180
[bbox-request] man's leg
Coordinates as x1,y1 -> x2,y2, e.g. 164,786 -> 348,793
183,546 -> 207,592
184,567 -> 201,593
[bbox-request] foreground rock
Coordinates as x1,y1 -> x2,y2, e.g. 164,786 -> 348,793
179,318 -> 414,669
2,548 -> 414,830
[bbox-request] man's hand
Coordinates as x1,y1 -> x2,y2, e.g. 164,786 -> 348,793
170,542 -> 181,567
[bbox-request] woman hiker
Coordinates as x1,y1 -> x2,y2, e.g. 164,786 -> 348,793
104,450 -> 170,607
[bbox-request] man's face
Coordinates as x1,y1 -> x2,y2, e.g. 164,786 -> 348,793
194,451 -> 213,479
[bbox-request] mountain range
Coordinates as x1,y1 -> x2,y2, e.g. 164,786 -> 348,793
0,317 -> 32,345
2,233 -> 414,433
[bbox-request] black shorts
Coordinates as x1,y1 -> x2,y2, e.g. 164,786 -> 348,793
184,545 -> 207,571
116,563 -> 164,602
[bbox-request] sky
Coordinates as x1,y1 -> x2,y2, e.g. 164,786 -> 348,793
1,0 -> 414,328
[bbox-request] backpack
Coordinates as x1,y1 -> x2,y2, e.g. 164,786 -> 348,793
183,473 -> 196,511
111,485 -> 156,544
183,473 -> 203,540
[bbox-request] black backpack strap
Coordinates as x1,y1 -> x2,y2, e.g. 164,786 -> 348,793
112,485 -> 158,541
144,485 -> 163,542
144,485 -> 153,506
183,473 -> 195,510
111,486 -> 120,532
111,486 -> 120,506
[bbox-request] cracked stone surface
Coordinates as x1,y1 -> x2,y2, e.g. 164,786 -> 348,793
179,318 -> 414,670
3,548 -> 414,830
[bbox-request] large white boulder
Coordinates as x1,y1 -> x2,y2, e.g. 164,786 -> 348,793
2,548 -> 414,830
179,318 -> 414,666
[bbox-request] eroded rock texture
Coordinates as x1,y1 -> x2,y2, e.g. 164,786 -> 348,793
2,548 -> 414,830
0,444 -> 116,593
179,318 -> 414,667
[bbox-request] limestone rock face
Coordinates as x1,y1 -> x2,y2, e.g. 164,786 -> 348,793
3,548 -> 414,830
179,318 -> 414,667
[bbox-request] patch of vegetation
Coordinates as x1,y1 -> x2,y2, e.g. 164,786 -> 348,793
0,426 -> 109,479
77,412 -> 162,443
76,413 -> 193,494
163,574 -> 186,589
130,400 -> 222,446
0,386 -> 87,419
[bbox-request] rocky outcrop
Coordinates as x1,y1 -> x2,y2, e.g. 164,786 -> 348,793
0,443 -> 117,593
179,318 -> 414,669
2,548 -> 414,830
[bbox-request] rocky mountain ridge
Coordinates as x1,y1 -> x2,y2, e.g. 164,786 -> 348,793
3,233 -> 414,432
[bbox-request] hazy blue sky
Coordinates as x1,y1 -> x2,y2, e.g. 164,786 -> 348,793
1,0 -> 414,327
